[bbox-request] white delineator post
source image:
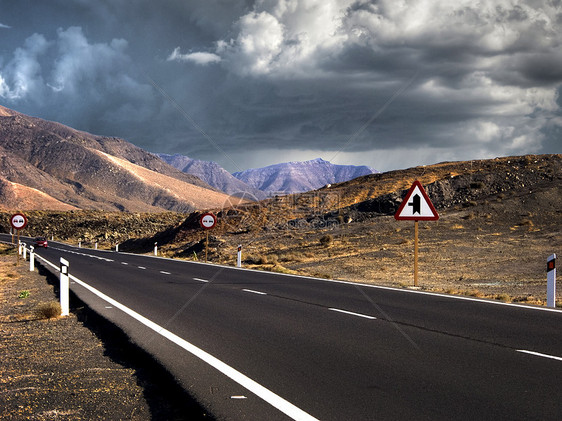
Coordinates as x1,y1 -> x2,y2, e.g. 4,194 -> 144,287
29,246 -> 35,272
154,242 -> 158,256
60,257 -> 70,316
237,245 -> 242,268
116,243 -> 119,252
23,245 -> 27,260
547,254 -> 556,308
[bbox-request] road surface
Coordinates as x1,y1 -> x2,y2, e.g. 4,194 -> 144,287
5,234 -> 562,420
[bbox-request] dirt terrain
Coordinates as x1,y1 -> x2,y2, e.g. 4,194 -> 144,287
0,244 -> 211,420
136,154 -> 562,305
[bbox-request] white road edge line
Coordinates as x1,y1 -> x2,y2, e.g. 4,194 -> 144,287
329,308 -> 377,320
242,289 -> 267,296
59,271 -> 318,420
33,255 -> 317,419
193,278 -> 209,283
517,350 -> 562,362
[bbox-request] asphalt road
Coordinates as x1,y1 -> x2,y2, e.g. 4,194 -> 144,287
6,234 -> 562,420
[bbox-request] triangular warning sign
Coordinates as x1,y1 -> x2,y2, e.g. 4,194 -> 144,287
394,180 -> 439,221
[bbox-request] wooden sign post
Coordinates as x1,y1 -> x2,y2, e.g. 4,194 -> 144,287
394,181 -> 439,287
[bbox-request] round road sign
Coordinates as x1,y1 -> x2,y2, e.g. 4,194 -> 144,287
200,213 -> 217,230
10,213 -> 28,230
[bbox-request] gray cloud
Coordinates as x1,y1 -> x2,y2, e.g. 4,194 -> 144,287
0,0 -> 561,172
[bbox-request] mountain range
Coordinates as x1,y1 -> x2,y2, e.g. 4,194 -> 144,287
0,105 -> 377,212
232,158 -> 376,193
160,154 -> 377,196
157,154 -> 267,200
0,105 -> 234,212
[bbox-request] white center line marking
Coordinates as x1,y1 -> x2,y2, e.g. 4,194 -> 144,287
242,289 -> 267,295
160,271 -> 171,275
193,278 -> 209,283
329,308 -> 377,320
231,395 -> 247,399
138,266 -> 146,270
517,350 -> 562,361
121,262 -> 129,265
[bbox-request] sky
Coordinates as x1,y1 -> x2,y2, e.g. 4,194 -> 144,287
1,0 -> 561,173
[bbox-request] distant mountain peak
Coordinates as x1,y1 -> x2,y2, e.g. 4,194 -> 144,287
232,158 -> 377,194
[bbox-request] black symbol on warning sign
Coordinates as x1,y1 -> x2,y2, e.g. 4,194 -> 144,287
408,194 -> 421,215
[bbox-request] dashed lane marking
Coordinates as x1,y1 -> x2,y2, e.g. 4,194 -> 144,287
517,350 -> 562,362
328,308 -> 377,320
242,289 -> 267,296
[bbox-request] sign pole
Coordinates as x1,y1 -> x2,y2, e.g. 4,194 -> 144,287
199,212 -> 217,264
17,231 -> 20,265
414,220 -> 419,287
205,231 -> 209,263
394,181 -> 439,288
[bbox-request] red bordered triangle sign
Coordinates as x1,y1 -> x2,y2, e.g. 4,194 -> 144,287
394,180 -> 439,221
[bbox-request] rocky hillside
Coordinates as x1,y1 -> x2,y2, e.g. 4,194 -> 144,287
0,105 -> 236,212
232,158 -> 376,193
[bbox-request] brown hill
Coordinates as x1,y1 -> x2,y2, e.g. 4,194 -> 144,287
0,105 -> 237,212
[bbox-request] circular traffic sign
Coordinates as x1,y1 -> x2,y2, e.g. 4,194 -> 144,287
10,213 -> 28,230
199,213 -> 217,230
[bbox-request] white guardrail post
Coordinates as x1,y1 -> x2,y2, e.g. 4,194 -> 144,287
237,244 -> 242,268
547,254 -> 557,308
29,246 -> 35,272
60,257 -> 70,316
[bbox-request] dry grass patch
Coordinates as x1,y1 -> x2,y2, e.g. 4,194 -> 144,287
35,301 -> 62,319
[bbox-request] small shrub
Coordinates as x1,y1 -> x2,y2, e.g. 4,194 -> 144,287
495,293 -> 511,302
319,234 -> 333,248
470,181 -> 485,189
18,290 -> 30,299
35,301 -> 61,319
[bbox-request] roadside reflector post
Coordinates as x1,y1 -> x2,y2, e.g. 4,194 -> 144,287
59,257 -> 70,316
23,244 -> 27,260
237,244 -> 242,268
116,243 -> 119,252
95,242 -> 98,250
29,246 -> 35,272
154,242 -> 158,256
547,254 -> 557,308
78,241 -> 81,248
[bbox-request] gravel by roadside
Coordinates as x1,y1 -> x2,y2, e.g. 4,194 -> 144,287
0,244 -> 213,420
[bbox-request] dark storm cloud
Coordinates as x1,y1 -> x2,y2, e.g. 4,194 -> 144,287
1,1 -> 561,172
